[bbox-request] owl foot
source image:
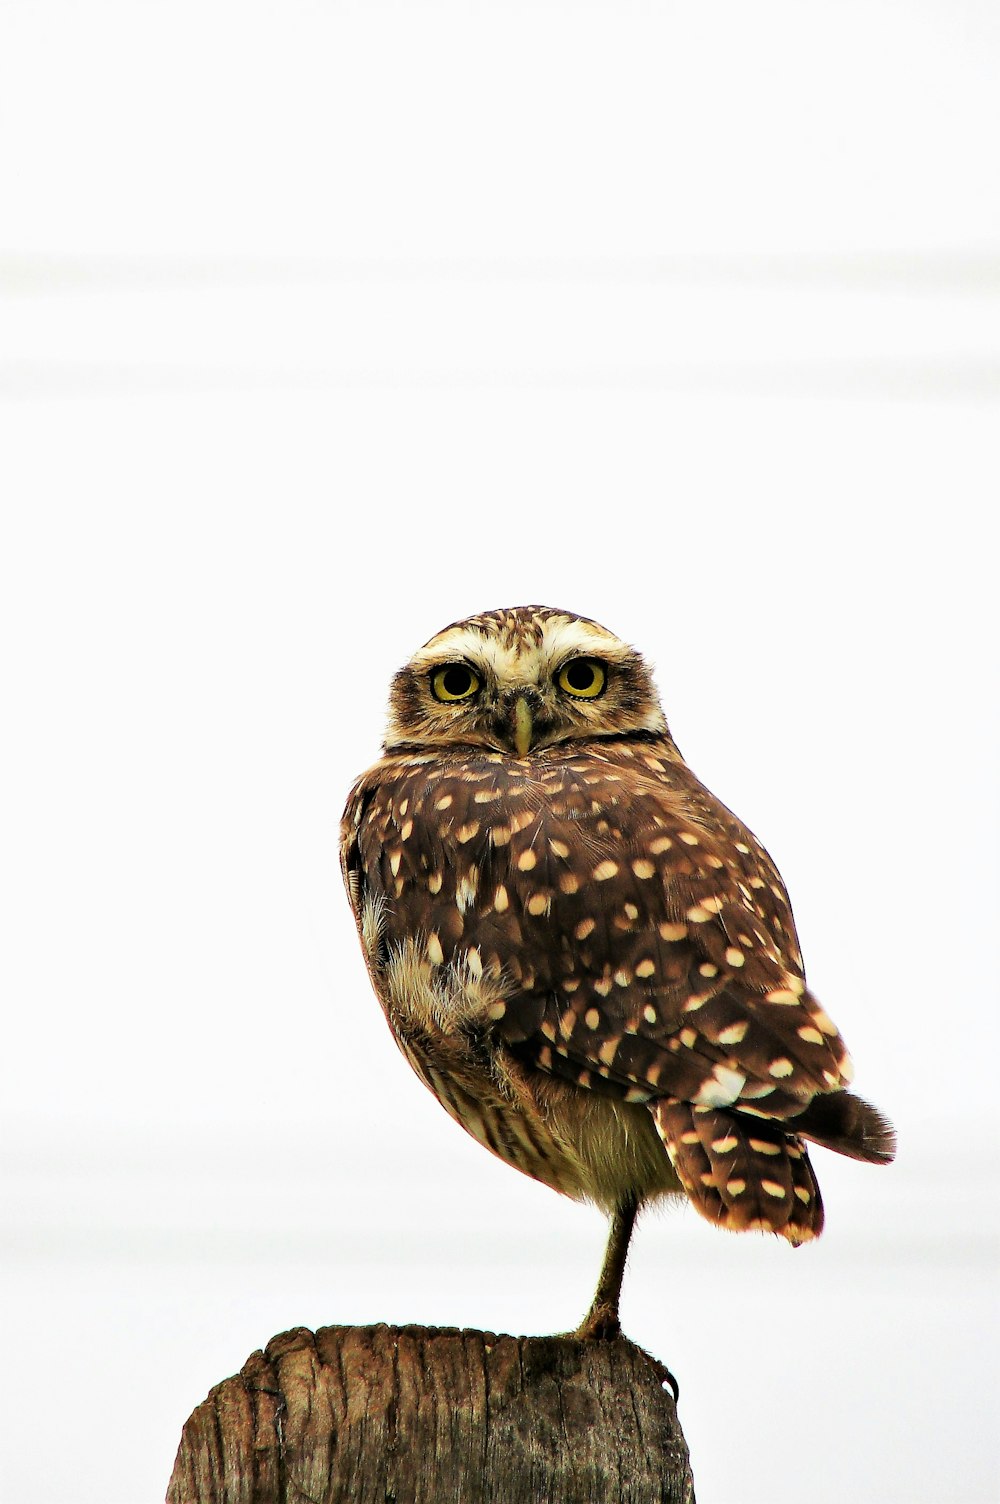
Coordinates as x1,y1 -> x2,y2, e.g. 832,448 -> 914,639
572,1302 -> 623,1342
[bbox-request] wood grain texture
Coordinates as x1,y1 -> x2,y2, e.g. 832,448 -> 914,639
167,1324 -> 695,1504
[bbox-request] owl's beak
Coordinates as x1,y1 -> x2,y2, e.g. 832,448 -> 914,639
512,695 -> 533,757
497,686 -> 543,756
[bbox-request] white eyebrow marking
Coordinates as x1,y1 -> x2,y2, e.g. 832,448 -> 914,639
410,621 -> 630,689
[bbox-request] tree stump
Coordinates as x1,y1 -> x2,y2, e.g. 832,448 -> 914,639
167,1323 -> 695,1503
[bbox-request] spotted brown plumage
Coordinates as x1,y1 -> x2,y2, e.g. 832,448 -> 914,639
341,606 -> 895,1337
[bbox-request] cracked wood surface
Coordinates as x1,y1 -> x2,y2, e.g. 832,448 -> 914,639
167,1323 -> 695,1503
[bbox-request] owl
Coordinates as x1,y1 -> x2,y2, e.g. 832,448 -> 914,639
341,606 -> 895,1338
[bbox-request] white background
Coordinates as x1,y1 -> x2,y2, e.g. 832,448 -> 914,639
2,3 -> 998,1501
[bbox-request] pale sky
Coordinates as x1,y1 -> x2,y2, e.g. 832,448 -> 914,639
1,3 -> 998,1501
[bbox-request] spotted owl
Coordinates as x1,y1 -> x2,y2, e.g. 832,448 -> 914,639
341,606 -> 895,1337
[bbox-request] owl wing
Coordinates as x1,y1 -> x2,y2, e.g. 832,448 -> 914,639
509,741 -> 855,1121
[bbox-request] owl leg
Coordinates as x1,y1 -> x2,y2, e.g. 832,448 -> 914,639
573,1193 -> 638,1341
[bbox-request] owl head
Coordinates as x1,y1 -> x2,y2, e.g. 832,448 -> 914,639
384,606 -> 668,756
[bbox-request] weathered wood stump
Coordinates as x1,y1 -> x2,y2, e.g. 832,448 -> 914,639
167,1323 -> 695,1503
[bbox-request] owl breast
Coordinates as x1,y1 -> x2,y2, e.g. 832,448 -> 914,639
384,983 -> 680,1209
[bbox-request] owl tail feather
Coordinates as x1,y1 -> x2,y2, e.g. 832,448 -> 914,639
788,1090 -> 897,1165
650,1099 -> 824,1246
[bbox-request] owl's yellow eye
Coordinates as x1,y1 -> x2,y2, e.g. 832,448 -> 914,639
430,663 -> 481,702
557,657 -> 606,699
